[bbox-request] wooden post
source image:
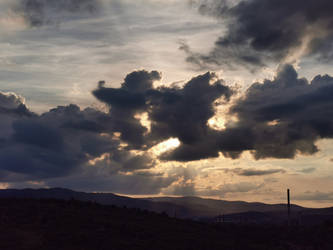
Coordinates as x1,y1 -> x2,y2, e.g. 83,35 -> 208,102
287,189 -> 291,226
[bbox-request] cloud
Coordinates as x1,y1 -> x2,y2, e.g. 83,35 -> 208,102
0,103 -> 107,179
147,72 -> 233,161
94,65 -> 333,161
0,91 -> 33,117
225,64 -> 333,159
148,72 -> 230,145
298,167 -> 316,174
159,64 -> 333,161
223,168 -> 286,176
0,94 -> 156,181
0,69 -> 231,194
93,70 -> 161,148
40,166 -> 176,195
162,168 -> 266,197
2,65 -> 333,194
294,191 -> 333,201
13,0 -> 102,27
199,181 -> 264,197
187,0 -> 333,70
0,92 -> 35,142
2,65 -> 333,175
93,70 -> 234,160
0,69 -> 233,192
0,69 -> 234,194
162,166 -> 200,196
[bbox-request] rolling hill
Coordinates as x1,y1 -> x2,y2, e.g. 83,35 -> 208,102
1,188 -> 332,224
1,198 -> 333,250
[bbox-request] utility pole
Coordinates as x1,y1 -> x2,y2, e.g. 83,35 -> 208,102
287,189 -> 291,226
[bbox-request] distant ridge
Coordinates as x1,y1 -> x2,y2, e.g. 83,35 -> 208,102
0,188 -> 192,218
146,196 -> 304,215
0,188 -> 332,222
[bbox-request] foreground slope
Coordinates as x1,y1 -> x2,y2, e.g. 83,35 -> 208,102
1,198 -> 333,250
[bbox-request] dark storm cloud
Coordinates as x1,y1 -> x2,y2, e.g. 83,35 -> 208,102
14,0 -> 102,27
227,64 -> 333,159
158,126 -> 253,161
0,92 -> 35,145
148,72 -> 233,145
121,154 -> 155,172
93,70 -> 234,160
2,65 -> 333,191
0,96 -> 156,181
12,119 -> 64,150
93,71 -> 161,148
0,70 -> 234,193
93,65 -> 333,162
149,64 -> 333,161
0,103 -> 109,179
187,0 -> 333,69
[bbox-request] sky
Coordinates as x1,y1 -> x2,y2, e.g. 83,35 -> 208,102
1,0 -> 333,208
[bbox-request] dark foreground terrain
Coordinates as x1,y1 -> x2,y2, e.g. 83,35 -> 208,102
0,198 -> 333,250
2,188 -> 330,222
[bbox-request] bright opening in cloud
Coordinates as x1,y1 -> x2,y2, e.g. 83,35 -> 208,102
208,116 -> 226,130
88,153 -> 110,166
149,138 -> 181,156
135,112 -> 151,133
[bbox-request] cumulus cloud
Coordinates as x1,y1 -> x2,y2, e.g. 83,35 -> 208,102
0,92 -> 34,142
2,65 -> 333,194
93,70 -> 161,149
157,64 -> 333,161
0,91 -> 156,182
150,64 -> 333,161
93,70 -> 234,161
0,92 -> 33,117
187,0 -> 333,70
228,64 -> 333,159
0,70 -> 233,193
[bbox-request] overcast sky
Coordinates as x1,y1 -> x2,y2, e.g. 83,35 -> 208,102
1,0 -> 333,207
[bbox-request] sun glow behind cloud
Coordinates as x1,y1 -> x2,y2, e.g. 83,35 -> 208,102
208,116 -> 226,130
149,138 -> 181,156
135,112 -> 151,134
88,153 -> 110,166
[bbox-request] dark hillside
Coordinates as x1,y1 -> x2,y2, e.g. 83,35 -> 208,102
0,188 -> 306,219
1,198 -> 333,250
